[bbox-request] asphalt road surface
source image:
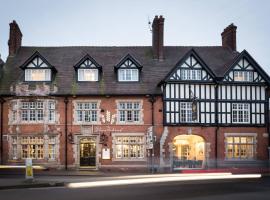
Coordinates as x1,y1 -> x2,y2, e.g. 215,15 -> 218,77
0,177 -> 270,200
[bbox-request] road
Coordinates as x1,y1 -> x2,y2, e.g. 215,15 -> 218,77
0,176 -> 270,200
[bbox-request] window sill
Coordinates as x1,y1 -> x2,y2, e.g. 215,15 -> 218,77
224,159 -> 256,162
116,122 -> 144,125
112,158 -> 146,162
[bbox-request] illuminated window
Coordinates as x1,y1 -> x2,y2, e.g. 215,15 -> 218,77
115,136 -> 144,159
25,69 -> 51,81
76,102 -> 98,123
78,69 -> 98,81
232,103 -> 250,123
225,136 -> 255,160
234,71 -> 253,82
48,136 -> 57,160
21,136 -> 44,159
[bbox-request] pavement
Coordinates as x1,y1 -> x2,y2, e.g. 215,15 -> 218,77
0,167 -> 269,190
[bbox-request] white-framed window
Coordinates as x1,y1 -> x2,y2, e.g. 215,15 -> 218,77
180,102 -> 193,122
11,136 -> 17,160
118,102 -> 141,123
114,136 -> 145,160
118,69 -> 139,81
76,102 -> 98,123
225,136 -> 255,160
180,69 -> 201,80
25,69 -> 51,81
21,136 -> 44,159
232,103 -> 250,123
48,136 -> 57,160
78,69 -> 99,81
234,71 -> 253,82
48,101 -> 56,122
21,102 -> 44,122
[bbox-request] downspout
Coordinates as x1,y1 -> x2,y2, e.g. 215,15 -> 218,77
215,84 -> 219,168
64,97 -> 68,170
149,95 -> 156,172
0,98 -> 5,165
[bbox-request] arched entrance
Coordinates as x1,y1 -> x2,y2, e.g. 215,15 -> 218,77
173,135 -> 205,169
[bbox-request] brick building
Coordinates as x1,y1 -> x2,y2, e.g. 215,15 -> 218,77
0,16 -> 269,171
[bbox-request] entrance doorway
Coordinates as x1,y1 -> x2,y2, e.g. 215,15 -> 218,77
173,135 -> 205,169
80,137 -> 96,167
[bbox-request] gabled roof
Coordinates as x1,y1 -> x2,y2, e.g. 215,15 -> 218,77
74,54 -> 102,70
162,48 -> 216,83
222,50 -> 270,83
0,46 -> 244,95
20,51 -> 56,72
114,54 -> 142,70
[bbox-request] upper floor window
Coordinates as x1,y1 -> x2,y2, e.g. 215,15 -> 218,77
180,69 -> 201,80
76,102 -> 99,123
234,71 -> 253,82
74,55 -> 102,82
118,101 -> 141,123
119,68 -> 138,81
180,102 -> 193,122
232,103 -> 250,123
20,52 -> 55,82
115,54 -> 142,82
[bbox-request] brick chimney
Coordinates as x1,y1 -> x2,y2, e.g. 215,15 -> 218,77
8,20 -> 22,56
152,15 -> 164,60
221,23 -> 237,51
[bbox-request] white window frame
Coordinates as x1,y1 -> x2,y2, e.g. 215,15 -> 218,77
21,136 -> 44,159
25,69 -> 51,81
180,102 -> 193,122
180,69 -> 201,80
21,101 -> 44,122
117,101 -> 142,124
78,68 -> 99,82
75,101 -> 100,124
224,133 -> 256,161
232,103 -> 250,123
118,69 -> 139,82
112,133 -> 146,161
234,71 -> 253,82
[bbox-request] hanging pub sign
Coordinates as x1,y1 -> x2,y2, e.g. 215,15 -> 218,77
192,99 -> 198,121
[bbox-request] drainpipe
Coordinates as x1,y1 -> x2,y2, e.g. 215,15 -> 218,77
148,95 -> 156,172
215,84 -> 219,168
64,97 -> 68,170
0,98 -> 5,165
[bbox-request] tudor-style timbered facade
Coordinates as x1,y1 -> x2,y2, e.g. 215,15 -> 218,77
0,17 -> 269,171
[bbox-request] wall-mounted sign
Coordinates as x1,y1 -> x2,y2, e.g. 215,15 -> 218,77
102,148 -> 110,160
95,126 -> 123,133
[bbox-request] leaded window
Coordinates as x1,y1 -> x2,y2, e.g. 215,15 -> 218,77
232,103 -> 250,123
118,102 -> 141,123
225,136 -> 255,160
21,136 -> 44,159
21,102 -> 44,122
180,102 -> 193,122
75,57 -> 101,82
76,102 -> 98,123
115,136 -> 144,159
234,71 -> 253,82
180,69 -> 201,80
48,136 -> 57,160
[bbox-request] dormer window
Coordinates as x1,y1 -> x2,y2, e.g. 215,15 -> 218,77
74,55 -> 102,82
20,52 -> 56,82
115,54 -> 142,82
234,71 -> 253,82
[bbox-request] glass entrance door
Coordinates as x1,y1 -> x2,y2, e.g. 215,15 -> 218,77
80,138 -> 96,167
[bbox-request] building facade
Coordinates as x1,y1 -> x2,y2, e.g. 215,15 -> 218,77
0,16 -> 269,171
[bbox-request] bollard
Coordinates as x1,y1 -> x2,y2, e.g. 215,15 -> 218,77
25,158 -> 33,181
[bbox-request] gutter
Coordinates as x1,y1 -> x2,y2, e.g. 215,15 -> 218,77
64,97 -> 68,170
0,98 -> 5,165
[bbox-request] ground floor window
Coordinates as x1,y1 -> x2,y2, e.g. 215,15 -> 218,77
10,135 -> 57,160
225,135 -> 255,160
114,135 -> 145,160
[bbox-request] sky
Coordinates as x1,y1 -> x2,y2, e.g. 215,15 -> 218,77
0,0 -> 270,73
